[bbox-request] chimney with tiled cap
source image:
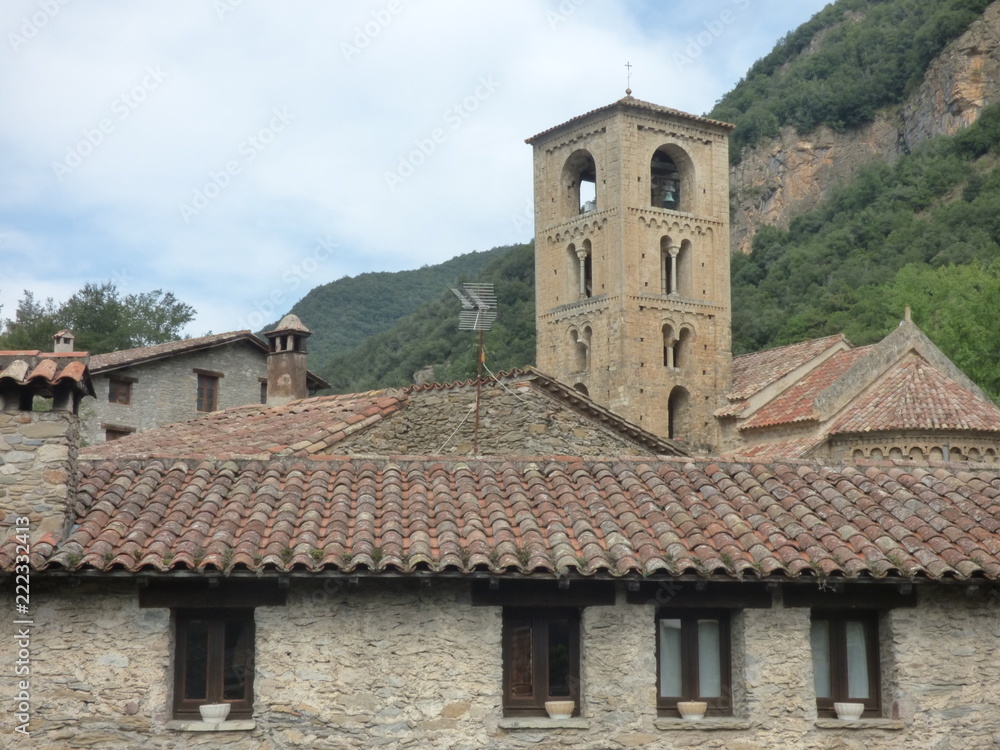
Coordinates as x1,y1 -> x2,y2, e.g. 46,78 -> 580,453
0,352 -> 94,544
52,329 -> 75,353
264,314 -> 312,406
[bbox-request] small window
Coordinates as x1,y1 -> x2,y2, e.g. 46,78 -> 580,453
196,374 -> 219,412
503,608 -> 580,716
657,610 -> 731,716
811,612 -> 880,717
108,379 -> 132,405
174,609 -> 254,720
259,379 -> 268,405
104,427 -> 133,442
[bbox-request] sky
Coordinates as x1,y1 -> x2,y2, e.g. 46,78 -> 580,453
0,0 -> 830,336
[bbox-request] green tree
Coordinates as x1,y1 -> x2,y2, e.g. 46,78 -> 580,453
0,291 -> 60,350
0,282 -> 196,353
884,261 -> 1000,399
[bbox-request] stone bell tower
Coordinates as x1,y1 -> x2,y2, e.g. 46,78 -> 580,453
526,93 -> 734,451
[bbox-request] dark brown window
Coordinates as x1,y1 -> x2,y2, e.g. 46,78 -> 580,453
108,378 -> 132,405
174,609 -> 254,720
105,428 -> 133,442
196,374 -> 219,412
502,608 -> 580,716
811,611 -> 880,717
657,610 -> 731,716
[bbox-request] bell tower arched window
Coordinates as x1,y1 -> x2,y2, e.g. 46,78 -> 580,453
651,151 -> 681,210
570,326 -> 591,371
667,386 -> 690,440
561,150 -> 597,219
568,241 -> 593,300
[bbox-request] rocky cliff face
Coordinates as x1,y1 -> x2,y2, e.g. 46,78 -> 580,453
730,1 -> 1000,253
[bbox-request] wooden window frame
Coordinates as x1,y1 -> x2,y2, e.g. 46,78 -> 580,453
811,611 -> 881,718
656,609 -> 732,717
502,608 -> 580,717
174,609 -> 254,720
107,378 -> 133,405
196,374 -> 219,412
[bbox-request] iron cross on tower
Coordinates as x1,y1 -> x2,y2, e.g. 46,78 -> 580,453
625,61 -> 633,93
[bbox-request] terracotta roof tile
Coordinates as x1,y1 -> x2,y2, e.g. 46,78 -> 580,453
739,348 -> 871,431
82,390 -> 406,459
828,356 -> 1000,435
728,335 -> 847,402
8,456 -> 1000,583
0,352 -> 94,397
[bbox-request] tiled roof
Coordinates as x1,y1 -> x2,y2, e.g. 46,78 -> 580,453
727,334 -> 847,402
828,356 -> 1000,435
10,456 -> 1000,582
526,95 -> 733,144
84,369 -> 685,460
89,331 -> 261,371
88,330 -> 330,389
0,352 -> 94,397
82,390 -> 406,459
739,348 -> 871,431
723,438 -> 825,461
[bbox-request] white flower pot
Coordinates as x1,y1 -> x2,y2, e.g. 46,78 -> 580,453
199,703 -> 230,722
677,701 -> 708,721
834,702 -> 865,720
544,700 -> 575,719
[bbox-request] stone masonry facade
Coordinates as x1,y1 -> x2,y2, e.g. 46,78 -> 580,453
0,410 -> 77,544
83,342 -> 267,446
340,382 -> 661,457
530,98 -> 734,453
8,579 -> 1000,748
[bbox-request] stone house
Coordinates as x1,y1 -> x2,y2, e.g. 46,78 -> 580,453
78,318 -> 328,446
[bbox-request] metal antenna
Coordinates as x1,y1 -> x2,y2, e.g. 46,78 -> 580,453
450,283 -> 497,454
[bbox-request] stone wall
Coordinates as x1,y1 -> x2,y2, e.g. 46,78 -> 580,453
6,580 -> 1000,748
340,382 -> 658,457
0,409 -> 77,543
82,343 -> 267,446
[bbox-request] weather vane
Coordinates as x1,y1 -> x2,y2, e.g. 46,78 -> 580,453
625,61 -> 633,94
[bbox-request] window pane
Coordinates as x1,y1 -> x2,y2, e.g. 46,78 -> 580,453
659,618 -> 682,697
548,618 -> 571,697
223,619 -> 249,700
183,619 -> 209,700
509,621 -> 533,697
697,619 -> 722,698
810,620 -> 831,699
845,620 -> 870,699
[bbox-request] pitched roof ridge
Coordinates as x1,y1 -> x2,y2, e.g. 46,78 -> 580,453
89,330 -> 258,371
402,367 -> 530,393
525,95 -> 733,144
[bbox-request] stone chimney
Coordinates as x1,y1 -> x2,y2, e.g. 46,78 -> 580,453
264,314 -> 312,406
0,354 -> 94,544
52,330 -> 76,353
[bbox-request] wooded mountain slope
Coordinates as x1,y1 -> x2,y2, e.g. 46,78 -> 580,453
274,247 -> 505,363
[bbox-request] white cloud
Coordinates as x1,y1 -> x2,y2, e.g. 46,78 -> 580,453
0,0 -> 829,336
